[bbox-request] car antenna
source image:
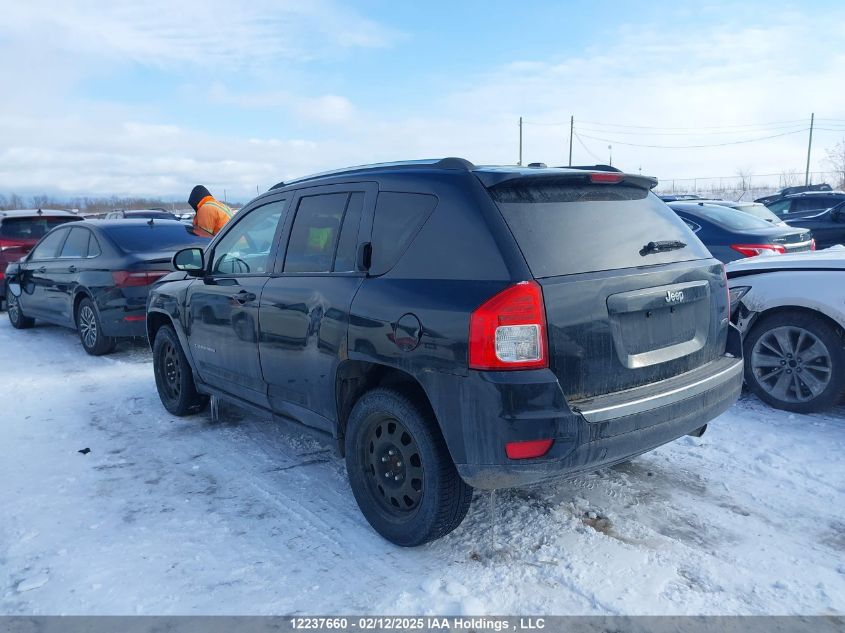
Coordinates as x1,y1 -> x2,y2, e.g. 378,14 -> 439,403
147,217 -> 154,226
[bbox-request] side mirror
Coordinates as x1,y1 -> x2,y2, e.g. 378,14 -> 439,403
173,247 -> 205,276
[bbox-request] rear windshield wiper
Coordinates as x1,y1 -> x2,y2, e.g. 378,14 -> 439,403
640,240 -> 686,256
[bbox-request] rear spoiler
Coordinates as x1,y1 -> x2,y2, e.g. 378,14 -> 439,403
475,169 -> 658,191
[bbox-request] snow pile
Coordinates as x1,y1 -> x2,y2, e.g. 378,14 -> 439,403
1,318 -> 843,615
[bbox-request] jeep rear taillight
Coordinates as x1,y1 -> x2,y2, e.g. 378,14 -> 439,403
468,281 -> 548,370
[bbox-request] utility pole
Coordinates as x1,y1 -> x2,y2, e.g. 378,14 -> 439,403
568,115 -> 574,166
804,112 -> 815,186
223,188 -> 228,204
518,117 -> 523,166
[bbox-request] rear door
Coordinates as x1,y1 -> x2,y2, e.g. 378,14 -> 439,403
259,183 -> 374,431
185,197 -> 287,405
489,181 -> 727,402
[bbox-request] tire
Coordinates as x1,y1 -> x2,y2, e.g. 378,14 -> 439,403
744,311 -> 845,413
7,284 -> 35,329
345,388 -> 473,546
76,297 -> 117,356
153,324 -> 208,416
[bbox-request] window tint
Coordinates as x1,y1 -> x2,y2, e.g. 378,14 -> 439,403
284,193 -> 348,273
678,204 -> 771,230
212,200 -> 285,275
87,233 -> 102,258
106,224 -> 206,253
334,192 -> 365,272
31,228 -> 69,260
60,228 -> 90,258
493,187 -> 706,278
0,216 -> 79,239
767,199 -> 791,216
370,192 -> 438,276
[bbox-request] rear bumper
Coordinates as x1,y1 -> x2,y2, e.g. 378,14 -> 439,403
427,327 -> 743,490
99,308 -> 148,338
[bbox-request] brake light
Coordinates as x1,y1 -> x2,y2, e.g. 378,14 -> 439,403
729,244 -> 786,258
469,281 -> 548,370
112,270 -> 169,287
506,439 -> 554,460
589,172 -> 624,184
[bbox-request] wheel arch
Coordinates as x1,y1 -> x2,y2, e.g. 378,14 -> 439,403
335,360 -> 440,457
744,304 -> 845,341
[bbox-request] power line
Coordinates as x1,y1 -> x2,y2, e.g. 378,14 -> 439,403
577,128 -> 808,149
525,117 -> 811,131
573,132 -> 601,161
574,122 -> 808,136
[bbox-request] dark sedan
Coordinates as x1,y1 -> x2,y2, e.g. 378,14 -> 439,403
5,219 -> 207,355
668,202 -> 814,263
781,200 -> 845,250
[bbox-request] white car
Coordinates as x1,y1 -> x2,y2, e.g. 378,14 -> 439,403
727,248 -> 845,413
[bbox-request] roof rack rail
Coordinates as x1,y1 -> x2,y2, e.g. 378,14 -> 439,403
266,157 -> 475,192
527,162 -> 547,168
564,164 -> 622,173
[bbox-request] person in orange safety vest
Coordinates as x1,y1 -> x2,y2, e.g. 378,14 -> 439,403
188,185 -> 233,237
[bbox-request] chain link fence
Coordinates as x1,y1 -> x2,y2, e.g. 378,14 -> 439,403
654,171 -> 843,201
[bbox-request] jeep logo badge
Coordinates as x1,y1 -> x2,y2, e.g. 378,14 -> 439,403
665,290 -> 684,304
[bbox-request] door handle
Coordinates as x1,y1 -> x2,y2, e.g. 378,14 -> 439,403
37,266 -> 46,274
232,291 -> 256,304
68,265 -> 77,273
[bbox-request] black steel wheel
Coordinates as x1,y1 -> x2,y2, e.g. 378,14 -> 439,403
76,297 -> 116,355
345,388 -> 473,547
6,285 -> 34,329
362,414 -> 425,515
744,311 -> 845,413
153,324 -> 208,416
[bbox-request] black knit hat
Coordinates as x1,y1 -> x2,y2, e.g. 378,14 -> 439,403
188,185 -> 211,211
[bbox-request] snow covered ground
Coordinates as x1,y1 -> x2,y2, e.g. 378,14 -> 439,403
1,316 -> 844,616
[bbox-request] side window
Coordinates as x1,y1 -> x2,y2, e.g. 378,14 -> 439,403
59,228 -> 90,258
31,228 -> 69,260
333,192 -> 365,272
87,233 -> 102,258
794,198 -> 825,212
767,199 -> 791,216
284,193 -> 348,273
212,200 -> 285,275
370,192 -> 438,276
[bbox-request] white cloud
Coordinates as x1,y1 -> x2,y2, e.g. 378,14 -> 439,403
0,0 -> 403,69
1,5 -> 844,200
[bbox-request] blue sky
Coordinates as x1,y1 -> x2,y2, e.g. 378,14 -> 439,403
1,0 -> 844,200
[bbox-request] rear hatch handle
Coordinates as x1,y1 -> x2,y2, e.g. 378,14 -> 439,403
640,240 -> 686,256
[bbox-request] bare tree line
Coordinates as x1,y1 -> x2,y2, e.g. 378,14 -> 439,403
0,193 -> 191,215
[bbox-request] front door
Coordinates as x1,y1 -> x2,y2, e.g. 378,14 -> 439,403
18,227 -> 72,321
259,185 -> 373,431
186,198 -> 287,405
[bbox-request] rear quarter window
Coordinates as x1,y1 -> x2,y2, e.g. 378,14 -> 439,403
370,192 -> 438,276
491,184 -> 708,278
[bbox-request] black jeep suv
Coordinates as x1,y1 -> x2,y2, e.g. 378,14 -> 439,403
147,158 -> 743,546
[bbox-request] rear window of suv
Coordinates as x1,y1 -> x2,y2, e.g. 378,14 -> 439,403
0,216 -> 80,240
490,183 -> 708,278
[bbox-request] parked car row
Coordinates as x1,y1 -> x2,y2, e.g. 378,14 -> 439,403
5,219 -> 206,354
4,160 -> 843,548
